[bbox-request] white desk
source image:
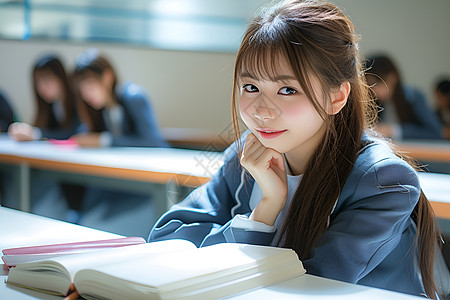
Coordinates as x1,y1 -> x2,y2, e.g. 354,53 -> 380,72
0,207 -> 120,299
0,207 -> 420,300
0,134 -> 222,217
226,274 -> 421,299
418,172 -> 450,221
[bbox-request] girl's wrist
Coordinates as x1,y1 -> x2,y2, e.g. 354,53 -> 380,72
249,197 -> 286,226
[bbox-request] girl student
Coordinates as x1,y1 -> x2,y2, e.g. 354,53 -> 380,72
149,0 -> 448,298
365,55 -> 443,140
7,55 -> 84,220
71,49 -> 168,238
8,55 -> 80,141
72,48 -> 168,148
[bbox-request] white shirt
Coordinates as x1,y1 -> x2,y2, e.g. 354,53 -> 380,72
99,105 -> 125,147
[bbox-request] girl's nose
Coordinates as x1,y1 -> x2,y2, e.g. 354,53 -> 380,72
253,108 -> 273,120
253,99 -> 277,121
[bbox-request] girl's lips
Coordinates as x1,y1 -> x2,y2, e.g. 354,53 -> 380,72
256,129 -> 287,139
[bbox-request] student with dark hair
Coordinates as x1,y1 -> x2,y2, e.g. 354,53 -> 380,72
365,55 -> 443,140
7,55 -> 84,220
8,55 -> 80,141
149,0 -> 448,298
72,48 -> 168,148
435,79 -> 450,139
71,49 -> 168,238
0,90 -> 16,132
0,90 -> 17,206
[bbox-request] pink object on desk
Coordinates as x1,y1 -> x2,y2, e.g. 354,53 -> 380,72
48,137 -> 78,148
2,236 -> 145,267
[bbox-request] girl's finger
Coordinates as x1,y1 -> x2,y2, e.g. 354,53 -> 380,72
271,155 -> 286,172
242,134 -> 265,160
242,134 -> 257,156
246,144 -> 267,164
257,149 -> 284,170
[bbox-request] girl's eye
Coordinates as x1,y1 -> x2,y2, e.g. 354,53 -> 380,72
278,87 -> 297,95
242,84 -> 259,93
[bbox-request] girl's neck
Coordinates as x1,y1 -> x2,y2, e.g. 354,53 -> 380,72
104,93 -> 117,110
283,153 -> 307,176
283,125 -> 326,176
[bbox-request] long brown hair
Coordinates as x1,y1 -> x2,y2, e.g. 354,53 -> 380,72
32,55 -> 75,129
231,0 -> 439,297
73,49 -> 118,132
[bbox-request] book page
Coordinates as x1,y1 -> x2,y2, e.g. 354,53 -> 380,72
56,239 -> 196,277
74,242 -> 304,299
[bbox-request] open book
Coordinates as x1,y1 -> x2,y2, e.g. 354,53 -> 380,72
7,239 -> 306,300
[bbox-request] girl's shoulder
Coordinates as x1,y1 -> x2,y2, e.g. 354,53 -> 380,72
356,132 -> 412,168
351,132 -> 419,187
116,81 -> 149,103
335,132 -> 421,212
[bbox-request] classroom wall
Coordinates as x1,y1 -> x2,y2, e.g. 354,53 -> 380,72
0,40 -> 236,133
0,0 -> 449,135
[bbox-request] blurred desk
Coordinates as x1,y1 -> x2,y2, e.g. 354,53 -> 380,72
396,140 -> 450,174
0,134 -> 223,217
162,127 -> 231,151
396,140 -> 450,162
419,172 -> 450,220
0,207 -> 421,300
419,172 -> 450,236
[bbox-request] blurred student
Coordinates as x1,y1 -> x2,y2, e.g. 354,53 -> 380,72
0,90 -> 17,205
6,55 -> 84,220
8,55 -> 80,141
365,55 -> 443,140
72,48 -> 168,148
0,90 -> 16,132
435,79 -> 450,139
71,49 -> 168,238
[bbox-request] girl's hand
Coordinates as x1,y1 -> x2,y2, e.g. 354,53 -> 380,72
8,122 -> 35,141
73,133 -> 101,148
240,133 -> 288,226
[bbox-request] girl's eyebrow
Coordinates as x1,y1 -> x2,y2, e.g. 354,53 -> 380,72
240,72 -> 297,82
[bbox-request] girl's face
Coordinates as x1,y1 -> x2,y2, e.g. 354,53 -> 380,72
79,74 -> 110,110
35,72 -> 63,103
239,57 -> 327,159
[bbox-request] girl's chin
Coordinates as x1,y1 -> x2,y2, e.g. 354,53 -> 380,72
257,139 -> 287,153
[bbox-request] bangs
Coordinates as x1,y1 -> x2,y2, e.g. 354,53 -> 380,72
235,11 -> 307,83
237,45 -> 292,82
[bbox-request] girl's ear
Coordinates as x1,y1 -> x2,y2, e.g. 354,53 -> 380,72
329,81 -> 351,115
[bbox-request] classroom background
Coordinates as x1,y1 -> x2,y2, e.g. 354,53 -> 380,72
0,1 -> 450,297
0,0 -> 449,135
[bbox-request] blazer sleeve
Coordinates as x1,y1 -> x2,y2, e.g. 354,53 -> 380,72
0,92 -> 15,132
303,157 -> 420,284
148,142 -> 276,247
111,89 -> 169,147
39,117 -> 82,140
